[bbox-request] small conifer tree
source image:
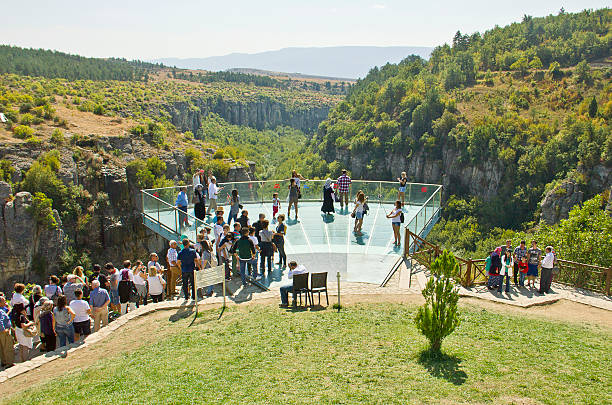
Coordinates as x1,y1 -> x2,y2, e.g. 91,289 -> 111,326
415,250 -> 461,352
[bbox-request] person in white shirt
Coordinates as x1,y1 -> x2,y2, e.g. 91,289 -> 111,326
132,261 -> 148,306
279,261 -> 309,307
248,227 -> 261,279
539,246 -> 556,294
166,241 -> 180,298
147,266 -> 166,303
206,177 -> 223,216
69,289 -> 91,341
10,283 -> 29,307
386,200 -> 403,246
213,215 -> 225,264
147,252 -> 162,272
499,253 -> 514,293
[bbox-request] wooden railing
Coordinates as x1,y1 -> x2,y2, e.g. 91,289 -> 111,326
404,228 -> 612,295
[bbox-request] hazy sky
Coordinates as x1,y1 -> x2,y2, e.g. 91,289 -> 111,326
1,1 -> 608,60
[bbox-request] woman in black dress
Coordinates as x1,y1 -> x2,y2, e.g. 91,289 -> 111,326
321,178 -> 335,215
194,183 -> 206,223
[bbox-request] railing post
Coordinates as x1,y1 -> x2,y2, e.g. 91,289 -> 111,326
465,259 -> 473,287
606,267 -> 611,296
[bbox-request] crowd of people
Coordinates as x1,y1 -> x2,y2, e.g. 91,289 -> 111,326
0,169 -> 414,369
485,239 -> 558,295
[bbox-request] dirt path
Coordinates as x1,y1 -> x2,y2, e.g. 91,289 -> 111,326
1,295 -> 610,397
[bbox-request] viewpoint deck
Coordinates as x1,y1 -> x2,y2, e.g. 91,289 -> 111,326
141,180 -> 441,287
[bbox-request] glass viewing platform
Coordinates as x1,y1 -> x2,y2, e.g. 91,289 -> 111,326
141,180 -> 441,286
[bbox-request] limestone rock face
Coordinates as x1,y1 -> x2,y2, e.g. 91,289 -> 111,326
0,191 -> 66,292
540,180 -> 584,225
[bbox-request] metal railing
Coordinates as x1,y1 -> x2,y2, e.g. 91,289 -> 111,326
141,179 -> 442,250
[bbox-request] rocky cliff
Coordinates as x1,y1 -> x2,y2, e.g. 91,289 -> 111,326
0,185 -> 66,291
161,97 -> 330,134
0,137 -> 254,292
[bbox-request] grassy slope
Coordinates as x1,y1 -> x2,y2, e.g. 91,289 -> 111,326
5,303 -> 610,404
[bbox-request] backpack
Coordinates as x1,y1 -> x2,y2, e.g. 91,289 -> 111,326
399,211 -> 405,223
97,274 -> 110,291
120,269 -> 131,281
50,285 -> 61,302
363,203 -> 369,215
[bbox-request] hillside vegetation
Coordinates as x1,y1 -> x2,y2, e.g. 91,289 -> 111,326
311,8 -> 612,260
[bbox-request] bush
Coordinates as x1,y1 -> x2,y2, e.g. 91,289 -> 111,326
27,192 -> 57,229
25,136 -> 41,146
93,104 -> 105,115
13,124 -> 35,139
50,128 -> 65,145
415,250 -> 461,352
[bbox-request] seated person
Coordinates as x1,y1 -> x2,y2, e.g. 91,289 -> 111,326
279,261 -> 309,307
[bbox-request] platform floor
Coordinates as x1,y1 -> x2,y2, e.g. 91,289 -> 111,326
146,202 -> 420,286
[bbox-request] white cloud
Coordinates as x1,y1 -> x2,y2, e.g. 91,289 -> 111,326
371,4 -> 386,9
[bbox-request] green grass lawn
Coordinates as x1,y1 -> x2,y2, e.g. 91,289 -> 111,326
4,303 -> 611,404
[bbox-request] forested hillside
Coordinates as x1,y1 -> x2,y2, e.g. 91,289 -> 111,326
0,45 -> 161,81
312,8 -> 612,262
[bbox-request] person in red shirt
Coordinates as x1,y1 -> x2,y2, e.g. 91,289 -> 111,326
517,256 -> 528,287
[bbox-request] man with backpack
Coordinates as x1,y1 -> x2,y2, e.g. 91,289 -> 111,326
177,239 -> 200,300
230,228 -> 257,286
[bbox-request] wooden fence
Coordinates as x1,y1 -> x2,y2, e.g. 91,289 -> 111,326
404,229 -> 612,296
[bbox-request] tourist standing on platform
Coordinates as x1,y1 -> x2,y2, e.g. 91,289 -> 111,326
237,210 -> 250,229
517,256 -> 528,287
89,280 -> 110,332
248,227 -> 260,278
53,295 -> 75,347
12,303 -> 33,362
274,214 -> 287,268
218,225 -> 234,280
499,251 -> 514,293
397,172 -> 408,206
227,189 -> 241,225
147,267 -> 167,303
336,170 -> 351,210
0,303 -> 14,368
27,285 -> 43,320
177,239 -> 200,301
539,246 -> 555,294
147,253 -> 162,272
118,261 -> 136,314
63,274 -> 83,304
272,193 -> 281,220
352,191 -> 366,236
230,228 -> 257,286
291,170 -> 307,188
176,186 -> 190,230
206,177 -> 223,216
69,289 -> 91,341
287,178 -> 300,219
213,215 -> 225,265
132,261 -> 148,306
106,263 -> 121,313
386,200 -> 403,246
44,275 -> 62,304
193,184 -> 206,223
166,240 -> 180,298
526,241 -> 541,289
513,240 -> 527,287
38,300 -> 56,352
259,220 -> 275,275
321,178 -> 335,215
487,249 -> 502,290
253,213 -> 266,242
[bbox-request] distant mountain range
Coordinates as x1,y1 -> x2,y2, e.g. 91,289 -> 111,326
154,46 -> 434,79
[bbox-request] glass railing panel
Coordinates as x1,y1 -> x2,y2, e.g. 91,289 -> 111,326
352,180 -> 382,204
379,181 -> 400,203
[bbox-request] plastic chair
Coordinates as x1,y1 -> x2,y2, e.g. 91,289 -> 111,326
310,272 -> 329,306
291,273 -> 311,307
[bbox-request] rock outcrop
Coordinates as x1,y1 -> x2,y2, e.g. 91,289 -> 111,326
162,97 -> 330,134
540,180 -> 584,225
0,186 -> 66,291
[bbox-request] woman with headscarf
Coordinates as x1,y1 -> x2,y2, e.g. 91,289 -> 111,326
321,178 -> 335,215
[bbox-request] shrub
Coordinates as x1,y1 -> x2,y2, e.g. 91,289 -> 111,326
50,128 -> 65,145
25,136 -> 42,146
20,113 -> 35,125
20,160 -> 67,210
13,125 -> 35,139
415,250 -> 461,352
27,192 -> 57,229
93,104 -> 105,115
0,160 -> 15,183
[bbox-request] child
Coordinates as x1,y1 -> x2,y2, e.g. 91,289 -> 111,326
237,210 -> 250,229
272,193 -> 281,220
518,256 -> 528,287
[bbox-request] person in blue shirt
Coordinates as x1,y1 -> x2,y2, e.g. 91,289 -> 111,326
89,280 -> 111,332
0,304 -> 14,368
177,239 -> 200,300
176,187 -> 190,230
